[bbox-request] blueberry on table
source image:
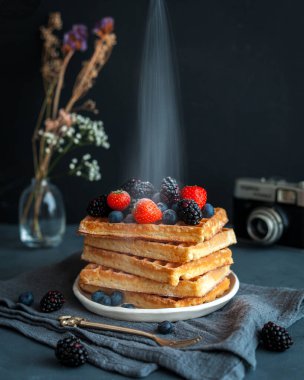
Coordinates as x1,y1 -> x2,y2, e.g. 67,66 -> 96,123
111,291 -> 124,306
157,321 -> 174,334
121,303 -> 136,309
201,203 -> 214,218
108,211 -> 124,223
18,291 -> 34,306
162,209 -> 178,225
91,291 -> 105,303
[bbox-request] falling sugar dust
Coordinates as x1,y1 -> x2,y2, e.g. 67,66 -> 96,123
129,0 -> 184,186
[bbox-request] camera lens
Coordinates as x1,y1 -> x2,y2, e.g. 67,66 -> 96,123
246,207 -> 284,245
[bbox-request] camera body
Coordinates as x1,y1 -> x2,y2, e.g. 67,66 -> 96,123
233,177 -> 304,248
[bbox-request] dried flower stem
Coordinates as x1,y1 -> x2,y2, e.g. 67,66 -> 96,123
32,83 -> 55,174
52,50 -> 74,119
32,97 -> 47,173
65,36 -> 115,112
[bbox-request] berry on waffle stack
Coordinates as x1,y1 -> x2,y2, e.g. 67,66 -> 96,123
78,177 -> 237,309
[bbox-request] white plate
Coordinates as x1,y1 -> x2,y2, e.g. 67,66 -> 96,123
73,272 -> 239,322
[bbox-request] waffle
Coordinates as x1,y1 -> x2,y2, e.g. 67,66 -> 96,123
84,228 -> 236,263
78,207 -> 228,244
82,246 -> 233,286
79,276 -> 231,308
79,264 -> 231,298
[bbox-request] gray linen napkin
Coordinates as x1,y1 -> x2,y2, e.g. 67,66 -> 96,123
0,253 -> 303,380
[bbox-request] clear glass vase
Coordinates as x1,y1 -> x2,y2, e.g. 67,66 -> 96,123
19,178 -> 66,248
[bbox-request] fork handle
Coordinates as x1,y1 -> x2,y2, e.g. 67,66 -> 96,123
79,320 -> 157,342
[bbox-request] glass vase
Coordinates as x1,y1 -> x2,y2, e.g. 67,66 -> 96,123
19,178 -> 66,248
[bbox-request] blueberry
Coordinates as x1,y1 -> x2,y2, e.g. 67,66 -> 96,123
108,211 -> 124,223
157,321 -> 174,334
152,192 -> 161,203
18,291 -> 34,306
121,303 -> 136,309
157,202 -> 168,213
99,295 -> 112,306
124,213 -> 135,223
91,291 -> 105,303
171,203 -> 178,212
201,203 -> 214,218
162,209 -> 178,225
111,291 -> 124,306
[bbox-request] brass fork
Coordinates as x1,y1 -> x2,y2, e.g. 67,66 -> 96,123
59,316 -> 202,348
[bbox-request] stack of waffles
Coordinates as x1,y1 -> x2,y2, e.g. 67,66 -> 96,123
78,208 -> 237,308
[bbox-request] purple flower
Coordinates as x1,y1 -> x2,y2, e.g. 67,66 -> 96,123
63,24 -> 88,53
93,17 -> 114,37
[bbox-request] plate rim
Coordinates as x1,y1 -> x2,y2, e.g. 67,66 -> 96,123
73,271 -> 239,314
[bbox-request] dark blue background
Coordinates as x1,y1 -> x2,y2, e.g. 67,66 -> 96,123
0,0 -> 303,223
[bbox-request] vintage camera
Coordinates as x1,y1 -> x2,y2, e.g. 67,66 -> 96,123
233,177 -> 304,248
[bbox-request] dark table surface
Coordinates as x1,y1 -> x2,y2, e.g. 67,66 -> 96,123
0,224 -> 303,380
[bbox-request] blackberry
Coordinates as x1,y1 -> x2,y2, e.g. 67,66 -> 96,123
177,199 -> 202,225
86,195 -> 110,217
121,178 -> 141,197
55,336 -> 88,367
132,181 -> 155,199
121,178 -> 154,198
40,290 -> 65,313
160,177 -> 180,205
260,321 -> 293,352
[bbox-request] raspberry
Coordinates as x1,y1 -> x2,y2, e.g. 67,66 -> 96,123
107,190 -> 131,211
40,290 -> 65,313
55,336 -> 88,367
160,177 -> 180,205
177,199 -> 203,225
133,198 -> 162,224
180,186 -> 207,209
86,195 -> 110,217
260,321 -> 293,352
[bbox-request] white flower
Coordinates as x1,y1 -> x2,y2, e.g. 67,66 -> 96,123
71,113 -> 110,149
69,155 -> 101,182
